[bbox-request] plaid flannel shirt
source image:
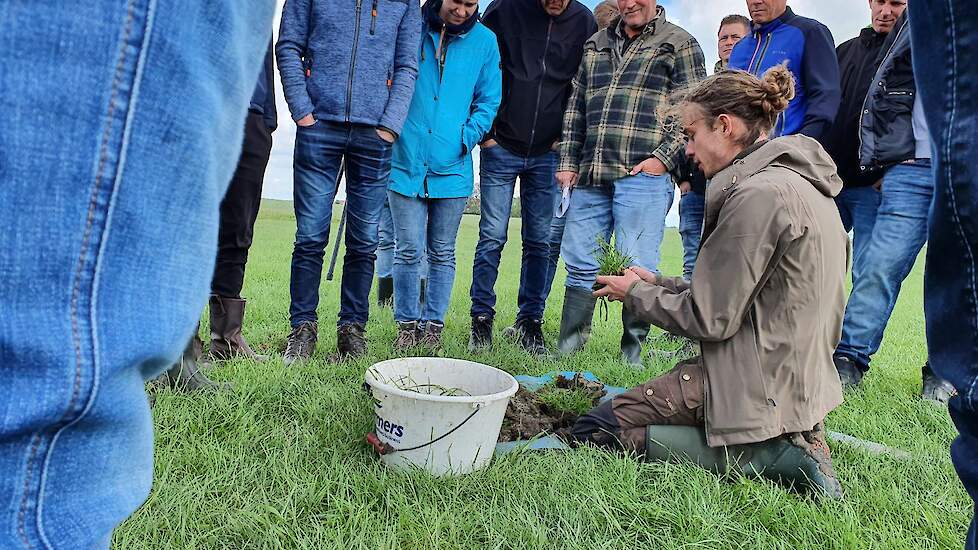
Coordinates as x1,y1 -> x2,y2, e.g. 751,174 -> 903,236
557,7 -> 707,187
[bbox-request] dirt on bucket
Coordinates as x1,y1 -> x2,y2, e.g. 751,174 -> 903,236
497,374 -> 607,442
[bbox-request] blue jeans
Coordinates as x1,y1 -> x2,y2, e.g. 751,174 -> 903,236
0,2 -> 272,547
836,161 -> 932,368
912,2 -> 978,547
470,146 -> 557,321
377,196 -> 427,280
544,191 -> 568,301
678,191 -> 705,281
290,121 -> 392,327
835,185 -> 882,284
561,174 -> 675,290
377,196 -> 396,278
388,191 -> 468,324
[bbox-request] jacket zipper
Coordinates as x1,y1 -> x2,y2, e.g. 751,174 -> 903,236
527,18 -> 554,153
748,32 -> 777,131
346,0 -> 364,122
857,20 -> 907,170
423,176 -> 430,198
748,32 -> 773,74
370,0 -> 378,35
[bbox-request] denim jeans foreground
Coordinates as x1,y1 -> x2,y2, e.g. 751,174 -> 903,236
561,173 -> 675,290
290,121 -> 392,328
835,161 -> 932,369
388,191 -> 468,324
912,1 -> 978,547
0,1 -> 272,547
470,146 -> 558,321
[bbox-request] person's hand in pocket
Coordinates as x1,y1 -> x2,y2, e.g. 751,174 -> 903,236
678,181 -> 692,195
629,157 -> 667,177
556,170 -> 579,189
376,127 -> 396,144
297,113 -> 316,127
480,138 -> 498,150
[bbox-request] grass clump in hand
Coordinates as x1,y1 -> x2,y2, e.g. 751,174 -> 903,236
593,234 -> 635,319
595,234 -> 635,279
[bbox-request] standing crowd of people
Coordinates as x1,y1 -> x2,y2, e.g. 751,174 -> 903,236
2,0 -> 976,547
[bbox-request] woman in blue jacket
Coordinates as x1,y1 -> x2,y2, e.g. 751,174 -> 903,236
389,0 -> 501,350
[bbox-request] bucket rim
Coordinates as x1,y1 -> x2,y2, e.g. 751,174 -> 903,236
364,357 -> 519,404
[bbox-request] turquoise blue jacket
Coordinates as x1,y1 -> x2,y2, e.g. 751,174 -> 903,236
388,21 -> 501,199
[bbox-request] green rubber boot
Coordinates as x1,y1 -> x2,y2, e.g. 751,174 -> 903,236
620,307 -> 651,368
644,424 -> 843,499
557,286 -> 597,355
150,330 -> 229,394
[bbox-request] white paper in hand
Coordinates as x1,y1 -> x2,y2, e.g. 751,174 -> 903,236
555,186 -> 572,219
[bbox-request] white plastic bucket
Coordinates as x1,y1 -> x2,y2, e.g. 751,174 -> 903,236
364,357 -> 519,476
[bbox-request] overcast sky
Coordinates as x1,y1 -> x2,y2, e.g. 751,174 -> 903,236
263,0 -> 873,223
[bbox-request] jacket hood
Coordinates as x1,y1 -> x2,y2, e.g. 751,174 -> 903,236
423,0 -> 479,36
720,135 -> 843,198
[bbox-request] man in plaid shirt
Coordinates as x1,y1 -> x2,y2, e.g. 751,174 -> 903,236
555,0 -> 706,366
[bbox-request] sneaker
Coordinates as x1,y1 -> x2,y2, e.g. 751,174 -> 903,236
833,355 -> 865,388
337,323 -> 367,360
501,323 -> 522,341
921,362 -> 957,405
419,321 -> 445,351
516,318 -> 552,358
468,315 -> 493,351
283,321 -> 318,366
394,321 -> 419,351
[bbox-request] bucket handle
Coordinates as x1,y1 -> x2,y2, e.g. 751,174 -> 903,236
366,407 -> 481,455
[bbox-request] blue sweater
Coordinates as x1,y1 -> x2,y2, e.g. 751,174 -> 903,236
276,0 -> 422,136
388,19 -> 502,199
728,7 -> 841,142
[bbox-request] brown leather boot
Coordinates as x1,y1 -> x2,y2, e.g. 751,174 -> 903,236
209,295 -> 267,361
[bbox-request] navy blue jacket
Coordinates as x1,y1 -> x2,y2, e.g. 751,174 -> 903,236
276,0 -> 422,136
249,41 -> 278,131
729,7 -> 841,142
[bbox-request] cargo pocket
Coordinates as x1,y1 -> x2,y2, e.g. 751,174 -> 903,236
678,361 -> 705,410
640,375 -> 682,419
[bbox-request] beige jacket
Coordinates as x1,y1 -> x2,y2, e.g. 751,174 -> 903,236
625,136 -> 849,446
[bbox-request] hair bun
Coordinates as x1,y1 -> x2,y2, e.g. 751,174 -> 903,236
758,64 -> 795,116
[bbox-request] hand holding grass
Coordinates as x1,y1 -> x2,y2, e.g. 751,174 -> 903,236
594,269 -> 642,302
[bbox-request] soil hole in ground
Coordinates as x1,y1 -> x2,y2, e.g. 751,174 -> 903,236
497,374 -> 607,442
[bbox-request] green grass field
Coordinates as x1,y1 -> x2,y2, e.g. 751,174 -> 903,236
115,199 -> 971,549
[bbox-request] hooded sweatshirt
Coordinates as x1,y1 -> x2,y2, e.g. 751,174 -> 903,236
624,136 -> 849,447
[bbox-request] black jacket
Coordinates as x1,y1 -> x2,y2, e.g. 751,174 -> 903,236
482,0 -> 596,157
673,157 -> 707,195
860,13 -> 916,170
823,27 -> 886,187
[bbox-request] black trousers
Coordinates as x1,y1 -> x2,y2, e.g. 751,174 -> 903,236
211,111 -> 273,298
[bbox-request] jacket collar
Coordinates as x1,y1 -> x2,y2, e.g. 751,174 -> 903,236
610,4 -> 665,42
859,25 -> 887,46
752,6 -> 792,34
423,0 -> 479,37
